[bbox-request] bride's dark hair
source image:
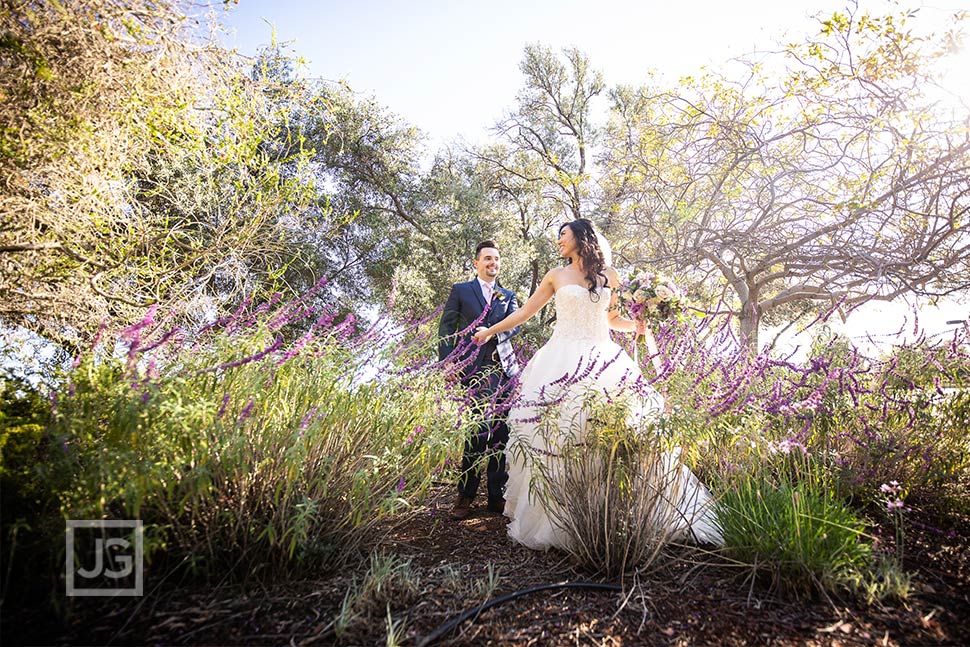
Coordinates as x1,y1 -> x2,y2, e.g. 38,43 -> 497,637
560,219 -> 608,300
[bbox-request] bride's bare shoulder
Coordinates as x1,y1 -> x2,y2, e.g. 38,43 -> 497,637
542,267 -> 568,287
603,266 -> 621,287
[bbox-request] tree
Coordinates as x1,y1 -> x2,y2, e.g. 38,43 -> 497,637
468,142 -> 564,327
299,79 -> 549,325
0,0 -> 321,347
484,44 -> 604,223
602,6 -> 970,350
299,81 -> 444,309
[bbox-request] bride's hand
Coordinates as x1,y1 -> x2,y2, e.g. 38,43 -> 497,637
634,319 -> 648,337
472,327 -> 492,345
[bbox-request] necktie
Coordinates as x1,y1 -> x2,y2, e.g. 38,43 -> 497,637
483,282 -> 493,302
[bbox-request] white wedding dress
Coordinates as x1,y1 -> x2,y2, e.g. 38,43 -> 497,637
503,284 -> 722,550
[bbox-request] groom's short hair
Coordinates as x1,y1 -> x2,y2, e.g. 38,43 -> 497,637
475,240 -> 498,258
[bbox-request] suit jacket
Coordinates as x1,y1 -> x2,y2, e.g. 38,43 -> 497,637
438,279 -> 520,380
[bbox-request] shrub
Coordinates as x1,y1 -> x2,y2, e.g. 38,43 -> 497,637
40,299 -> 460,581
648,321 -> 970,519
716,453 -> 872,598
0,375 -> 65,604
532,396 -> 714,576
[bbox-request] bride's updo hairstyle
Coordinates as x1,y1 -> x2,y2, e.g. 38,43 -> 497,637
560,219 -> 608,301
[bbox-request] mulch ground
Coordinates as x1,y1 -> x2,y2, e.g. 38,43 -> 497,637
5,485 -> 969,646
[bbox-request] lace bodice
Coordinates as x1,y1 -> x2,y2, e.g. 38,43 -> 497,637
549,284 -> 611,343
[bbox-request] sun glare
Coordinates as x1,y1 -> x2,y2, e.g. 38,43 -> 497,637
927,7 -> 970,117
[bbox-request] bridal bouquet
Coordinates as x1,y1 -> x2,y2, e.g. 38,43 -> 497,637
617,271 -> 686,323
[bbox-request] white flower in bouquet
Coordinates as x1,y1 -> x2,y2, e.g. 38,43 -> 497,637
655,285 -> 674,300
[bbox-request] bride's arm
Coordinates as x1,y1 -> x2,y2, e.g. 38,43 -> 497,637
472,271 -> 556,344
605,267 -> 637,333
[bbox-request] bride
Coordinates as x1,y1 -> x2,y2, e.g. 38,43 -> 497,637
472,219 -> 722,550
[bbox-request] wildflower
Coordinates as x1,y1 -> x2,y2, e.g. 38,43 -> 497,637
396,477 -> 406,493
770,438 -> 809,456
300,407 -> 318,430
880,480 -> 902,495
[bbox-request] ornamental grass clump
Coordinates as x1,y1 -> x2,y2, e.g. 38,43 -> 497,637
715,451 -> 872,598
535,395 -> 695,577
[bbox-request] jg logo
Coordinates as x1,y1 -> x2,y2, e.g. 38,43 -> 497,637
66,520 -> 143,597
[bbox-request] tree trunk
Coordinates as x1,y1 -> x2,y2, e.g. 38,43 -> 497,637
738,300 -> 760,353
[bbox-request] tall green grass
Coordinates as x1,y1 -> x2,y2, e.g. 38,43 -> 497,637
715,454 -> 872,598
526,396 -> 702,577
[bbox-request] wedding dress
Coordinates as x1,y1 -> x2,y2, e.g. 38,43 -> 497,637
503,284 -> 722,550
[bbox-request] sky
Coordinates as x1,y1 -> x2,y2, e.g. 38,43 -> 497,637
217,0 -> 969,147
216,0 -> 969,351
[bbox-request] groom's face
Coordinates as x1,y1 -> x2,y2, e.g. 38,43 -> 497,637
473,247 -> 500,281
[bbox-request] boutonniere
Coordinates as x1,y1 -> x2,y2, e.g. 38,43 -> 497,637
492,290 -> 507,302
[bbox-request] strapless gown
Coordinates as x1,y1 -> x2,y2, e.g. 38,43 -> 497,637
503,284 -> 722,550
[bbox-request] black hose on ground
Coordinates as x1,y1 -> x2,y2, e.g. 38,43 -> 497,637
417,580 -> 624,646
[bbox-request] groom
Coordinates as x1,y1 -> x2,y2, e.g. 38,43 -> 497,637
438,240 -> 520,519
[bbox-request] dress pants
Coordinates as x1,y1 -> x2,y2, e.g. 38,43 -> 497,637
457,359 -> 510,503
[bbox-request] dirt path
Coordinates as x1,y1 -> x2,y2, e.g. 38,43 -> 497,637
8,485 -> 969,646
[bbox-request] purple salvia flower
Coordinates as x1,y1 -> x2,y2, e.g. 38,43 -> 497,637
300,407 -> 318,430
197,336 -> 284,375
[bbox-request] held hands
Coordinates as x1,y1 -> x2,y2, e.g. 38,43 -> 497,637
471,326 -> 493,345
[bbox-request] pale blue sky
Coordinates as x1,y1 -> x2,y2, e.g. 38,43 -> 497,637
218,1 -> 968,149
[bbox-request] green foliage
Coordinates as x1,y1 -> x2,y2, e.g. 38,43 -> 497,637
854,551 -> 913,604
34,315 -> 459,581
795,334 -> 970,510
0,374 -> 64,605
1,1 -> 329,346
716,454 -> 873,598
656,325 -> 970,521
0,376 -> 50,484
319,550 -> 424,641
0,373 -> 62,523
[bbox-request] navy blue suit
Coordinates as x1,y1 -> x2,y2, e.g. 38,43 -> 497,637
438,279 -> 520,503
